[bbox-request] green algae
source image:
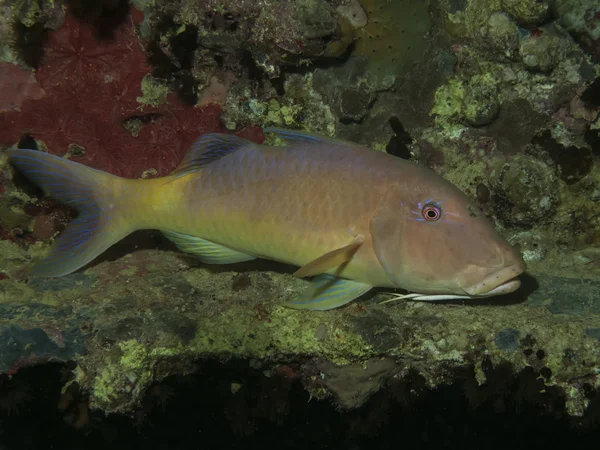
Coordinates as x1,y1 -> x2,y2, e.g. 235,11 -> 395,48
222,73 -> 337,136
431,73 -> 500,127
463,0 -> 503,40
136,74 -> 170,108
89,296 -> 372,411
502,0 -> 551,24
92,339 -> 188,411
431,77 -> 466,121
0,240 -> 29,277
191,306 -> 371,363
0,279 -> 35,306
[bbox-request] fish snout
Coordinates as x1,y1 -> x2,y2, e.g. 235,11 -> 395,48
463,262 -> 526,297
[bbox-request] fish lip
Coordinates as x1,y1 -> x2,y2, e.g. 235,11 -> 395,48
463,263 -> 526,297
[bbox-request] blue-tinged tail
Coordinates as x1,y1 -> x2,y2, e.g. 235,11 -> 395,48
7,149 -> 131,277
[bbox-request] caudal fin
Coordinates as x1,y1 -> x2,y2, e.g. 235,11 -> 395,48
8,149 -> 131,277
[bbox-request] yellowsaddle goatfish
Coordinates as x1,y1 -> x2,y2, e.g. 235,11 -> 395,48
7,128 -> 526,310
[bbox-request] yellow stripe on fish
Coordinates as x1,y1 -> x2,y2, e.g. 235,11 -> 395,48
7,128 -> 526,310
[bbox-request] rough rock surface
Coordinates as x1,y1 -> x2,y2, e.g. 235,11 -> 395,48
0,238 -> 599,417
1,0 -> 600,422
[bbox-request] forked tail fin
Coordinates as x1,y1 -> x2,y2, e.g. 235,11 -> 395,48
7,149 -> 133,277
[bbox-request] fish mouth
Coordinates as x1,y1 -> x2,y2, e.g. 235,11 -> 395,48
463,263 -> 526,297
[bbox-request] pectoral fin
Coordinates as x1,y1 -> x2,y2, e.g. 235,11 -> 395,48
161,230 -> 256,264
293,235 -> 364,278
285,274 -> 372,310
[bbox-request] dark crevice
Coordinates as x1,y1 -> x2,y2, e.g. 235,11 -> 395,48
65,0 -> 131,39
146,16 -> 200,105
214,54 -> 225,67
581,77 -> 600,108
206,11 -> 239,33
147,40 -> 174,80
532,130 -> 593,184
169,25 -> 199,71
17,134 -> 39,150
0,360 -> 598,449
12,21 -> 49,69
10,136 -> 43,196
173,70 -> 198,105
271,74 -> 286,96
240,50 -> 266,81
585,126 -> 600,154
386,116 -> 413,160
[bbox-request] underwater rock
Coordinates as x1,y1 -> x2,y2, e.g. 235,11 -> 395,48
146,0 -> 349,84
0,240 -> 29,276
309,358 -> 399,409
501,0 -> 552,25
1,238 -> 600,420
294,0 -> 337,39
532,129 -> 594,184
462,75 -> 501,126
351,0 -> 430,81
431,74 -> 501,127
489,154 -> 559,227
221,73 -> 336,134
0,0 -> 65,68
335,0 -> 368,30
554,0 -> 600,62
312,57 -> 392,124
337,87 -> 376,122
3,0 -> 138,68
485,99 -> 550,154
480,12 -> 520,59
508,230 -> 549,262
453,0 -> 519,56
519,33 -> 560,73
2,0 -> 600,426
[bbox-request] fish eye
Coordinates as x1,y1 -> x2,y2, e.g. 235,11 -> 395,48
422,204 -> 441,221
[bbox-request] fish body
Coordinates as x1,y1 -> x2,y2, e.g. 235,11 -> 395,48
145,140 -> 402,286
7,128 -> 526,310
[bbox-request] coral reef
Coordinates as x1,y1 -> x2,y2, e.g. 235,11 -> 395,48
0,1 -> 260,254
554,0 -> 600,62
488,154 -> 559,227
221,72 -> 337,136
1,0 -> 600,426
0,244 -> 600,419
139,0 -> 362,98
0,8 -> 225,178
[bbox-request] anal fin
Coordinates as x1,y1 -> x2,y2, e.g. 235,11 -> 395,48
161,230 -> 256,264
285,274 -> 372,311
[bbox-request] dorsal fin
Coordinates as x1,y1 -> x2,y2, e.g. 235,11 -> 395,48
169,133 -> 253,180
264,127 -> 362,148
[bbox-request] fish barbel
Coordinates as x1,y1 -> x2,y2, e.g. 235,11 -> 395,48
7,128 -> 526,310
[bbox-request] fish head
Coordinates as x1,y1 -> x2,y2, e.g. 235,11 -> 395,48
370,170 -> 526,299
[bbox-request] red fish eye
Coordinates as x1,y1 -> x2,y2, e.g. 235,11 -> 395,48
422,204 -> 441,221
